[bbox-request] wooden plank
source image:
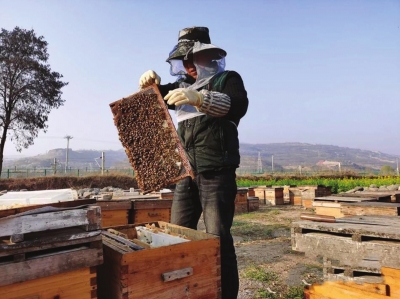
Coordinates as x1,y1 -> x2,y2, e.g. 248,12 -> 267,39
101,209 -> 129,228
95,200 -> 131,210
314,206 -> 344,218
0,206 -> 101,239
0,267 -> 96,299
132,199 -> 172,210
133,209 -> 171,223
305,281 -> 390,298
0,198 -> 96,219
0,246 -> 103,286
0,230 -> 101,257
314,196 -> 377,202
341,201 -> 400,217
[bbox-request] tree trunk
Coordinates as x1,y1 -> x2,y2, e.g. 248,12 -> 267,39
0,125 -> 8,176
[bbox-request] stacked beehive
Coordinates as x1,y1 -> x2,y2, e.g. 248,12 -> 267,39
97,221 -> 221,299
235,188 -> 249,214
0,206 -> 103,299
292,215 -> 400,298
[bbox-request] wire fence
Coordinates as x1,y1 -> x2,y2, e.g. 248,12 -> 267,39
0,168 -> 135,179
1,167 -> 384,179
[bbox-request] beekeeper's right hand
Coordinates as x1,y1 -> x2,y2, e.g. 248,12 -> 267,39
139,70 -> 161,89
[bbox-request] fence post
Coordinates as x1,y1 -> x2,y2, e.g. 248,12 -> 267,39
7,169 -> 10,179
77,169 -> 80,177
44,169 -> 47,176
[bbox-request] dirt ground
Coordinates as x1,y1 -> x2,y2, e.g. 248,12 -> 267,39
199,204 -> 324,299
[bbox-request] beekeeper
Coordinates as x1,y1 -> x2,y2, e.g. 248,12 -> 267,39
139,26 -> 248,299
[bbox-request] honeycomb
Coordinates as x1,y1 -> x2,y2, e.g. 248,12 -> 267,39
110,84 -> 194,193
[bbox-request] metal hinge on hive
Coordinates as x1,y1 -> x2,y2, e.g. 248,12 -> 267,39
110,84 -> 194,193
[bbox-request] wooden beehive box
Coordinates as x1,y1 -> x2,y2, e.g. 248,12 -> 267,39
96,200 -> 132,228
236,188 -> 248,203
110,85 -> 194,193
301,185 -> 332,208
97,222 -> 221,299
131,199 -> 173,223
254,186 -> 267,204
312,196 -> 377,218
248,196 -> 260,212
265,187 -> 284,205
0,267 -> 98,299
235,201 -> 248,214
0,206 -> 103,299
288,187 -> 302,205
248,187 -> 255,197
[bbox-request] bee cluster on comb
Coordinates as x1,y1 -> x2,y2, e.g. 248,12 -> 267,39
110,85 -> 194,193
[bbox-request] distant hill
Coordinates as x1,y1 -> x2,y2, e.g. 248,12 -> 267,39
3,143 -> 399,173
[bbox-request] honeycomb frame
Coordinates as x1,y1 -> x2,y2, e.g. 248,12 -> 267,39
110,84 -> 194,193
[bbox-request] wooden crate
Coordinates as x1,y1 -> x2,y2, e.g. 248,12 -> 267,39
235,201 -> 248,214
248,197 -> 260,212
131,199 -> 172,223
97,222 -> 221,299
341,201 -> 400,217
0,266 -> 98,299
96,200 -> 131,228
300,185 -> 332,208
236,188 -> 248,203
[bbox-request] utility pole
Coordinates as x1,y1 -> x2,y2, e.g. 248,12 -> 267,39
257,152 -> 263,174
101,151 -> 105,175
397,158 -> 399,176
52,158 -> 57,175
64,135 -> 73,173
271,154 -> 274,174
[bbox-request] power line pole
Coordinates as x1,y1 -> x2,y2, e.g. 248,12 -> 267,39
397,158 -> 399,176
271,154 -> 274,174
52,158 -> 58,175
64,135 -> 73,173
257,152 -> 263,174
101,151 -> 105,175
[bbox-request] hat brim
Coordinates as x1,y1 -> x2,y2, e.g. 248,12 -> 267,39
167,42 -> 226,62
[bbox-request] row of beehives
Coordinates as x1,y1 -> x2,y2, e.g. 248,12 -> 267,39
244,185 -> 332,207
0,195 -> 222,299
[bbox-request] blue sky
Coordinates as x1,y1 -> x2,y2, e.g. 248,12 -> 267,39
1,0 -> 399,157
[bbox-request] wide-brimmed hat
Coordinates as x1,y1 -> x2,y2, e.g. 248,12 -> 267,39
166,26 -> 227,62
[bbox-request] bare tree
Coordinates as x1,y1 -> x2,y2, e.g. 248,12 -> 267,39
0,27 -> 68,174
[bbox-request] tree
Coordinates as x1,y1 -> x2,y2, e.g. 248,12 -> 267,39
380,165 -> 395,175
0,27 -> 68,174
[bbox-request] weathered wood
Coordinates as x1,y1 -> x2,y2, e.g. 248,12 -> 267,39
161,267 -> 193,282
102,231 -> 144,251
292,217 -> 400,271
0,266 -> 97,299
0,243 -> 103,287
101,209 -> 129,228
97,221 -> 220,299
314,196 -> 377,202
0,198 -> 96,219
0,206 -> 101,241
132,199 -> 172,210
0,230 -> 101,257
341,201 -> 400,216
95,200 -> 131,210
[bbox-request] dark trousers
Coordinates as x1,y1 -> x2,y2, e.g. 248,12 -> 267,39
171,169 -> 239,299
